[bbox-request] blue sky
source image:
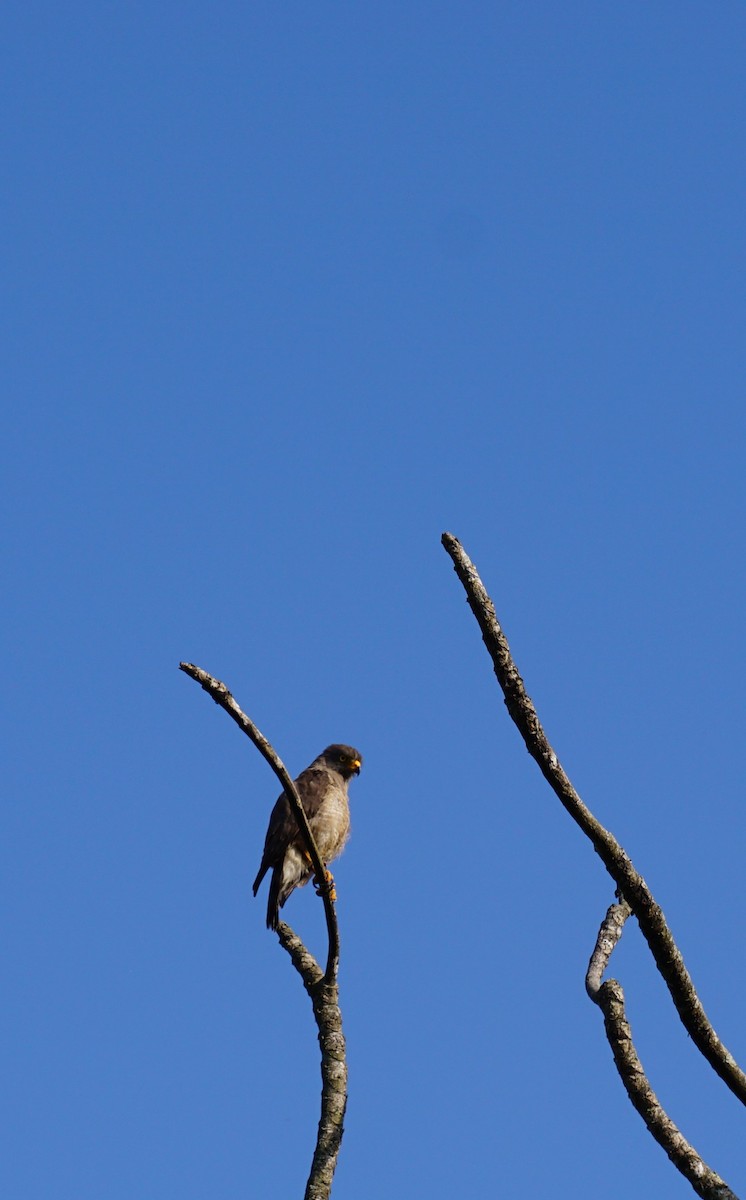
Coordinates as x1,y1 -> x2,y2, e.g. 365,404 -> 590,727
3,3 -> 746,1196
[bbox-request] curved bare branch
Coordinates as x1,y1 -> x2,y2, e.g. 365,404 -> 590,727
180,663 -> 349,1196
586,903 -> 738,1200
179,661 -> 341,981
441,532 -> 746,1106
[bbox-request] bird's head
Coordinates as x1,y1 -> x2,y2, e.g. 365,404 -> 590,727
321,744 -> 363,780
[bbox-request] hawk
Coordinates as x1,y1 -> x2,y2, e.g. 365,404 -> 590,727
252,744 -> 363,930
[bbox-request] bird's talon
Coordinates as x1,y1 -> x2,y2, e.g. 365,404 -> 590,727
314,868 -> 337,902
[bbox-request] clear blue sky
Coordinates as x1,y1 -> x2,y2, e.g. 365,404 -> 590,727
4,3 -> 745,1196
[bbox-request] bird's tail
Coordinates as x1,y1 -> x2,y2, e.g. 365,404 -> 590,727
252,862 -> 268,898
266,867 -> 282,930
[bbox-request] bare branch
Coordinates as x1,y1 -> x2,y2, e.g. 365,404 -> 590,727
180,664 -> 349,1195
586,903 -> 738,1200
179,661 -> 341,981
441,532 -> 746,1106
277,923 -> 348,1200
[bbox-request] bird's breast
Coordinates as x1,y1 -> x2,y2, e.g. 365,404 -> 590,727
311,788 -> 351,861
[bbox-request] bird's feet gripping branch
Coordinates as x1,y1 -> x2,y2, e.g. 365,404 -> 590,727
314,869 -> 337,903
252,744 -> 362,930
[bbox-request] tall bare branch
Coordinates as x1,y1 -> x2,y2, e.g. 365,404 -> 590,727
440,532 -> 746,1110
180,662 -> 348,1198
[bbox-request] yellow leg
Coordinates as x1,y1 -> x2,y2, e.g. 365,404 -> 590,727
313,867 -> 336,902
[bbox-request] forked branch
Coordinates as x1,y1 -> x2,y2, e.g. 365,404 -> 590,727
586,903 -> 736,1200
441,532 -> 746,1108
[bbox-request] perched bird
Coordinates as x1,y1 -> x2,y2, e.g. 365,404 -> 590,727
252,744 -> 362,930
